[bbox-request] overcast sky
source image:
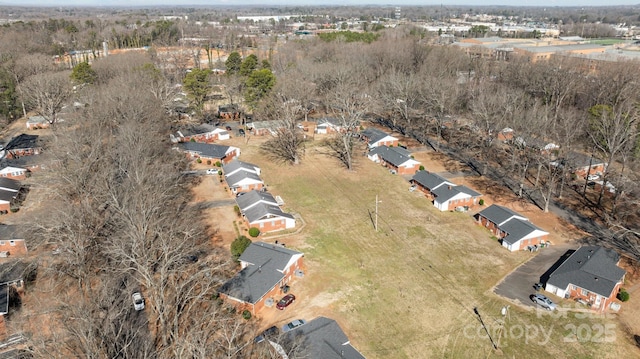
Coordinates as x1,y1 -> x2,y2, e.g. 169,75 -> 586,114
1,0 -> 638,7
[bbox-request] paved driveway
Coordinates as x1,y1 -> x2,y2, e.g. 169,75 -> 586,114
493,243 -> 575,309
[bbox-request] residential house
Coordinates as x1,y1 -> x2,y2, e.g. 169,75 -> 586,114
0,225 -> 26,257
25,116 -> 50,130
565,151 -> 607,179
226,171 -> 264,194
223,159 -> 261,177
410,171 -> 455,196
243,203 -> 295,233
0,179 -> 21,213
0,261 -> 32,339
497,128 -> 515,142
315,117 -> 344,134
545,246 -> 625,312
3,134 -> 41,159
2,154 -> 46,173
360,128 -> 398,149
218,104 -> 241,120
368,146 -> 420,175
178,142 -> 240,164
172,124 -> 230,143
247,120 -> 285,136
236,190 -> 279,213
218,242 -> 304,315
276,316 -> 366,359
0,167 -> 27,180
475,204 -> 549,251
432,185 -> 483,212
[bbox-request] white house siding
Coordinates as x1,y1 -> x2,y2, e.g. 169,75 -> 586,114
544,283 -> 566,298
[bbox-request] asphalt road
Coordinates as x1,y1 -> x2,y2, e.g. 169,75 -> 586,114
493,243 -> 574,309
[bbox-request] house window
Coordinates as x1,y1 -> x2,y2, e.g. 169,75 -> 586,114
259,222 -> 264,228
0,241 -> 4,246
581,289 -> 588,296
9,241 -> 15,246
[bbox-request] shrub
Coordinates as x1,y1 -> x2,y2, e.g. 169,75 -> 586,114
196,158 -> 202,163
231,235 -> 252,261
218,170 -> 223,176
618,289 -> 630,302
206,160 -> 212,165
234,205 -> 241,216
242,310 -> 251,320
248,227 -> 260,238
215,161 -> 222,167
10,208 -> 18,213
479,199 -> 485,206
190,138 -> 196,142
419,165 -> 425,171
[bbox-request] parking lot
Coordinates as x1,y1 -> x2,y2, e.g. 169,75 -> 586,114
493,243 -> 574,309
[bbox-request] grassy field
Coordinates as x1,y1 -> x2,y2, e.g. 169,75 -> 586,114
590,39 -> 626,45
239,136 -> 639,359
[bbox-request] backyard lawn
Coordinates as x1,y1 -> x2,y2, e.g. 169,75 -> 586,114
230,135 -> 638,358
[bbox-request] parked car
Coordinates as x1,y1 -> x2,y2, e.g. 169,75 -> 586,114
531,293 -> 556,311
587,174 -> 600,181
132,292 -> 145,311
206,168 -> 218,175
409,184 -> 417,192
254,326 -> 279,344
226,125 -> 233,131
238,128 -> 246,136
276,294 -> 296,310
282,319 -> 306,332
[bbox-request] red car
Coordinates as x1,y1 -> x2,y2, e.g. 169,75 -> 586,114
276,294 -> 295,310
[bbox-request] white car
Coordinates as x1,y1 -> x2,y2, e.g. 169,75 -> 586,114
586,174 -> 600,181
206,168 -> 218,175
282,319 -> 306,332
132,292 -> 145,311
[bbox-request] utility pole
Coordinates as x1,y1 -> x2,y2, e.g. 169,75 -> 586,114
375,194 -> 379,232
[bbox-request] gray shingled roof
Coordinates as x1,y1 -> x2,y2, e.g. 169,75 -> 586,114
225,171 -> 263,188
179,142 -> 231,159
244,203 -> 294,224
411,171 -> 452,191
223,159 -> 260,176
285,316 -> 366,359
0,178 -> 21,192
565,151 -> 605,168
0,190 -> 16,202
547,246 -> 625,297
4,134 -> 39,151
177,123 -> 217,137
235,190 -> 277,212
476,204 -> 526,226
360,128 -> 391,145
0,224 -> 23,240
432,185 -> 482,203
218,242 -> 302,304
370,146 -> 416,167
500,218 -> 546,245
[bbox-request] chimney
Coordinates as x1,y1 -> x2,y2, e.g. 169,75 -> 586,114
448,185 -> 452,190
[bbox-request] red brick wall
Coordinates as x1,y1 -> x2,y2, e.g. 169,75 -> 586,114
574,164 -> 606,178
0,240 -> 27,256
248,218 -> 288,232
567,281 -> 619,312
478,216 -> 500,235
236,183 -> 264,193
0,172 -> 26,180
515,235 -> 548,250
445,197 -> 479,211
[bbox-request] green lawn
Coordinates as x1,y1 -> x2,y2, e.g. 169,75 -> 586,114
247,139 -> 638,358
590,39 -> 626,46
